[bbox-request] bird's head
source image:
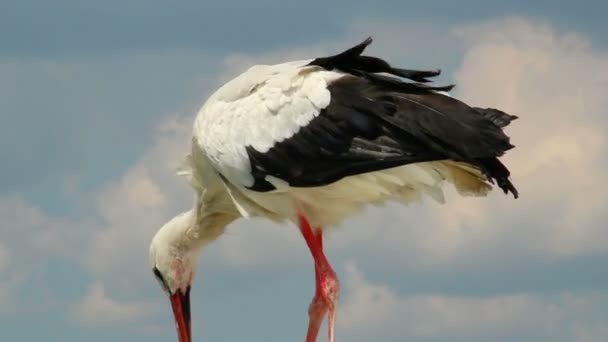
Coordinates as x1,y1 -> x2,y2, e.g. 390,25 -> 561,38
149,204 -> 236,342
149,211 -> 198,342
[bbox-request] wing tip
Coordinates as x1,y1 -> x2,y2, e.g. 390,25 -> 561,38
474,107 -> 520,128
500,178 -> 519,199
477,157 -> 519,199
333,36 -> 374,60
362,36 -> 373,47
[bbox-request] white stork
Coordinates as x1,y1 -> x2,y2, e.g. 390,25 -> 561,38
148,37 -> 519,342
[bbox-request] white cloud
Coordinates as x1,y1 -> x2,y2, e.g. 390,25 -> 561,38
70,282 -> 159,326
442,17 -> 608,259
84,114 -> 193,284
0,194 -> 93,264
0,243 -> 9,272
0,113 -> 197,318
339,262 -> 608,342
0,195 -> 89,315
0,244 -> 19,314
0,243 -> 30,317
0,194 -> 84,260
0,278 -> 20,315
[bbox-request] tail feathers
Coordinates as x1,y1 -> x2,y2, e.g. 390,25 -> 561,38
476,157 -> 519,198
474,107 -> 519,128
439,161 -> 492,197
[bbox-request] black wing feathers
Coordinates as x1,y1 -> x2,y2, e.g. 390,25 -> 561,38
308,37 -> 445,84
474,107 -> 519,128
246,38 -> 519,198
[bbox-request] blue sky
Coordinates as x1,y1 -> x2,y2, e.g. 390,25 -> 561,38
1,1 -> 608,341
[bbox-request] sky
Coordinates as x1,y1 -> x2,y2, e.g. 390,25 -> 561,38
1,1 -> 608,341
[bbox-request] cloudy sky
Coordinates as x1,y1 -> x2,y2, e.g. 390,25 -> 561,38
2,1 -> 608,341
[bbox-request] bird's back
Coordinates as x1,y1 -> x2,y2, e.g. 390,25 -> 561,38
187,38 -> 518,227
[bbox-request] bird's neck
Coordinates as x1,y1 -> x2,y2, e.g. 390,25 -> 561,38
158,210 -> 228,260
176,150 -> 241,251
182,196 -> 239,252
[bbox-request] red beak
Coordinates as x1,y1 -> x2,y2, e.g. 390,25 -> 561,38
170,287 -> 191,342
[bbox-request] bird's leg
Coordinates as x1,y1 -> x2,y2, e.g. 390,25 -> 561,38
298,214 -> 340,342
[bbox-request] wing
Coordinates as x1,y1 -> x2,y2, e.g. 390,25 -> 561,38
196,38 -> 519,198
194,60 -> 340,188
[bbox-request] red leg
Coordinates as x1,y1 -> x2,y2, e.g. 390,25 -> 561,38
298,214 -> 340,342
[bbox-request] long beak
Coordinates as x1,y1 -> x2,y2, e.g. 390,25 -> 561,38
170,287 -> 191,342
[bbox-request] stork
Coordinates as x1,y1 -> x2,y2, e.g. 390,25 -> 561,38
148,37 -> 519,342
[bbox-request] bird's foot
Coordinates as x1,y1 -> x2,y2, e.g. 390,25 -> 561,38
306,268 -> 340,342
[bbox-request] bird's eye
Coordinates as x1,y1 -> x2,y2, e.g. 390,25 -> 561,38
153,266 -> 171,293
